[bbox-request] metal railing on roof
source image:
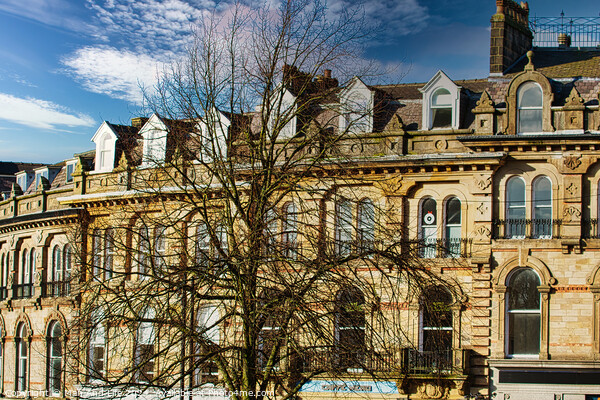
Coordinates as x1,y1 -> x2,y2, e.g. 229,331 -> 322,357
530,15 -> 600,48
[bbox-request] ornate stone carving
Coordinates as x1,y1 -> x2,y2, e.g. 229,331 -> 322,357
474,175 -> 492,190
472,90 -> 495,113
563,154 -> 582,170
385,114 -> 405,133
475,225 -> 491,238
374,176 -> 403,196
434,139 -> 448,150
477,202 -> 488,215
564,86 -> 585,110
565,183 -> 577,196
563,206 -> 581,222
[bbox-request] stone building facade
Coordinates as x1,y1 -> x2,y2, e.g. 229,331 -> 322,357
1,1 -> 600,399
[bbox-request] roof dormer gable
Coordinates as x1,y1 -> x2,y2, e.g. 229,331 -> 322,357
140,113 -> 169,167
91,121 -> 119,173
339,77 -> 374,134
420,70 -> 461,130
268,87 -> 298,140
197,109 -> 230,162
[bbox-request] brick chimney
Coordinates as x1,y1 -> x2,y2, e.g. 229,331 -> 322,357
490,0 -> 533,75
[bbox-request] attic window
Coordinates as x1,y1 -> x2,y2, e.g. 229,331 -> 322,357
431,89 -> 452,128
65,162 -> 76,183
517,82 -> 543,134
100,135 -> 114,170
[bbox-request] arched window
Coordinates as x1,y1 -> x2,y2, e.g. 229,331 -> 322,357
532,176 -> 552,239
431,88 -> 452,129
335,200 -> 353,256
517,82 -> 543,133
357,198 -> 374,252
50,245 -> 62,297
194,305 -> 220,384
283,202 -> 298,259
47,321 -> 63,395
444,197 -> 461,258
196,223 -> 210,267
138,225 -> 149,280
92,229 -> 102,280
104,229 -> 114,280
15,322 -> 27,392
16,249 -> 34,298
507,268 -> 541,356
420,198 -> 437,258
506,177 -> 526,239
28,249 -> 35,297
153,225 -> 166,273
420,286 -> 453,370
63,245 -> 72,295
136,308 -> 156,383
99,134 -> 114,170
264,208 -> 278,259
0,253 -> 6,300
335,287 -> 365,371
88,309 -> 106,382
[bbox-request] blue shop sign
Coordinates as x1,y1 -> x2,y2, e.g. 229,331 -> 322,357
300,380 -> 398,394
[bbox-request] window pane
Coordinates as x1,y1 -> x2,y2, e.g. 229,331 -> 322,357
508,313 -> 540,355
432,89 -> 451,106
518,83 -> 542,107
432,108 -> 452,128
509,269 -> 541,310
446,197 -> 461,225
519,109 -> 542,133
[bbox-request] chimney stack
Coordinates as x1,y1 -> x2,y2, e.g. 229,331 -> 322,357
324,69 -> 332,79
490,0 -> 533,75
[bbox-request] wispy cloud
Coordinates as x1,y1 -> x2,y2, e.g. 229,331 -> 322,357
0,93 -> 95,130
0,0 -> 96,33
62,46 -> 165,104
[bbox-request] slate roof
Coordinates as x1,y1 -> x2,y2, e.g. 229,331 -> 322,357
505,48 -> 600,78
0,162 -> 49,193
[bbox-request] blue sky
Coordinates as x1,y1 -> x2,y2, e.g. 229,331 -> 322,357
0,0 -> 598,163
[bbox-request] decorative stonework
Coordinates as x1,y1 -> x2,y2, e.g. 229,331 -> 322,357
566,183 -> 577,196
563,205 -> 581,222
475,225 -> 491,239
563,154 -> 582,170
477,202 -> 488,216
374,176 -> 403,196
385,114 -> 405,133
563,86 -> 585,110
434,139 -> 448,150
472,90 -> 495,113
474,175 -> 492,191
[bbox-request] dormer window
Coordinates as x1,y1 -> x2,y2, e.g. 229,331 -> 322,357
16,172 -> 30,191
431,89 -> 452,128
517,82 -> 543,133
339,77 -> 374,135
420,70 -> 461,131
35,169 -> 48,189
140,114 -> 168,167
65,160 -> 77,183
92,122 -> 118,173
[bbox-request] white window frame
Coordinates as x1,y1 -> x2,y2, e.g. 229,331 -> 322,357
47,321 -> 63,396
15,323 -> 27,393
420,70 -> 461,130
532,176 -> 552,239
517,81 -> 543,134
506,268 -> 542,358
339,78 -> 374,135
506,176 -> 527,239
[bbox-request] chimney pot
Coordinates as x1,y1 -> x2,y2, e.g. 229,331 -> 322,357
324,69 -> 332,79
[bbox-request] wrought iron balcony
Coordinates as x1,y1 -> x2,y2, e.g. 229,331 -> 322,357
12,283 -> 34,299
492,219 -> 561,239
300,347 -> 396,373
411,238 -> 472,259
44,280 -> 71,297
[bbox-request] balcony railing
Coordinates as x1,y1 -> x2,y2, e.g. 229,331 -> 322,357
411,238 -> 472,259
493,219 -> 561,239
301,347 -> 396,373
583,219 -> 600,239
333,240 -> 382,257
406,349 -> 452,375
44,280 -> 71,297
300,347 -> 468,376
12,283 -> 34,299
531,16 -> 600,48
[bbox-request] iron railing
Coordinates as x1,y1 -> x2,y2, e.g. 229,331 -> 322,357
301,348 -> 396,373
12,283 -> 34,299
406,349 -> 453,375
45,280 -> 71,297
531,16 -> 600,48
412,238 -> 472,259
493,219 -> 561,239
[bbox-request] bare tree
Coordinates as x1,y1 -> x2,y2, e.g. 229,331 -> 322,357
70,1 -> 464,399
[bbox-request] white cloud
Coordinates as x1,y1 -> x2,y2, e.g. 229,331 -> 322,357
62,46 -> 166,104
0,93 -> 95,130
